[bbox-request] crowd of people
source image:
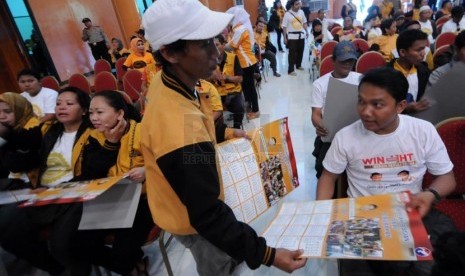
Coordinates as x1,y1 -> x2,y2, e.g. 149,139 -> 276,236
1,0 -> 465,275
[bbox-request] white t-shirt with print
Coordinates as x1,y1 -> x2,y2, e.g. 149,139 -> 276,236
323,115 -> 453,198
282,9 -> 307,39
21,87 -> 58,119
441,18 -> 465,34
41,131 -> 77,187
310,71 -> 362,115
419,20 -> 434,45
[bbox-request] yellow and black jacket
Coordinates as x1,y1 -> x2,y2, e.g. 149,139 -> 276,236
141,69 -> 275,269
214,51 -> 243,97
5,121 -> 119,187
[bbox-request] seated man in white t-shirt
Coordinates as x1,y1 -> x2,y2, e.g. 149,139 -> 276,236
317,67 -> 456,275
18,68 -> 58,123
311,41 -> 362,179
441,6 -> 465,34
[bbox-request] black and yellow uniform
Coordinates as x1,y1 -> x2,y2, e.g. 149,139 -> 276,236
141,69 -> 275,269
213,51 -> 244,129
1,121 -> 119,275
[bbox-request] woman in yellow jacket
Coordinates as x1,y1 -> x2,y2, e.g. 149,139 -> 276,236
84,90 -> 154,275
1,87 -> 123,275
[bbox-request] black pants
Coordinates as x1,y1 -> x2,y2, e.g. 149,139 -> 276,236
89,40 -> 111,63
221,93 -> 245,128
276,28 -> 284,51
71,197 -> 154,275
242,64 -> 259,113
2,203 -> 86,275
262,50 -> 278,73
287,38 -> 305,73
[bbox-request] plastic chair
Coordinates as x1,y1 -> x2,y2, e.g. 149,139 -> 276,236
436,22 -> 445,35
41,75 -> 60,91
123,70 -> 143,102
435,32 -> 456,50
94,59 -> 112,75
432,45 -> 453,68
423,117 -> 465,231
68,73 -> 91,94
320,41 -> 338,61
352,38 -> 369,54
330,26 -> 342,38
355,51 -> 386,74
94,71 -> 117,93
115,57 -> 127,90
319,55 -> 334,77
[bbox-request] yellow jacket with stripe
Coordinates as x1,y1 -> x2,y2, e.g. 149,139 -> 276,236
140,69 -> 275,269
214,51 -> 242,96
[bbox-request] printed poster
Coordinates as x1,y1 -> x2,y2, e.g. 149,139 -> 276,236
19,176 -> 126,207
262,192 -> 433,261
217,118 -> 299,223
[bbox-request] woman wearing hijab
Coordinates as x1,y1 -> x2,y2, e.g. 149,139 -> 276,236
226,6 -> 260,119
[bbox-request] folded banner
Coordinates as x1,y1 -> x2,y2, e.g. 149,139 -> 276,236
262,192 -> 433,261
217,117 -> 299,223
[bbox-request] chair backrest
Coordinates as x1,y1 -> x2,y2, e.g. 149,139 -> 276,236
40,75 -> 60,91
319,55 -> 334,76
432,45 -> 453,68
435,32 -> 456,50
123,69 -> 143,102
94,59 -> 112,75
94,71 -> 117,93
68,73 -> 91,94
330,26 -> 342,37
115,90 -> 133,105
436,22 -> 445,34
436,16 -> 450,26
435,117 -> 465,196
320,41 -> 338,61
115,57 -> 127,90
355,51 -> 386,74
352,38 -> 369,54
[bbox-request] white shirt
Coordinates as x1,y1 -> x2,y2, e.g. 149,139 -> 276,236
310,71 -> 362,115
282,9 -> 307,40
441,18 -> 465,34
323,115 -> 453,198
316,18 -> 334,42
419,20 -> 435,45
21,87 -> 58,119
41,131 -> 77,187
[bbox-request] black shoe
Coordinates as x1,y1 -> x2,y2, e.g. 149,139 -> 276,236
273,72 -> 281,77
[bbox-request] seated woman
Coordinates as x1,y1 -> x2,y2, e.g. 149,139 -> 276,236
334,16 -> 361,42
369,18 -> 398,62
1,87 -> 124,275
71,90 -> 153,275
108,37 -> 130,67
0,93 -> 41,242
124,37 -> 160,100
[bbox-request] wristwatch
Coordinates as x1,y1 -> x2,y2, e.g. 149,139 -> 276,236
425,188 -> 441,204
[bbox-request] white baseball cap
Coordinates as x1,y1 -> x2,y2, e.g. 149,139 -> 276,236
142,0 -> 234,51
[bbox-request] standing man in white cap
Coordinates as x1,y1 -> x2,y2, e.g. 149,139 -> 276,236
140,0 -> 307,274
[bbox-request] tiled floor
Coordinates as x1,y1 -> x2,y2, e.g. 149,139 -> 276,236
2,35 -> 338,275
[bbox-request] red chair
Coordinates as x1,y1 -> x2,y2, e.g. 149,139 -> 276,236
330,26 -> 342,38
94,71 -> 117,93
68,73 -> 91,94
320,41 -> 338,61
423,117 -> 465,231
355,51 -> 386,74
94,59 -> 112,75
319,55 -> 334,77
435,32 -> 456,50
437,22 -> 445,35
123,70 -> 143,102
41,75 -> 60,91
432,45 -> 453,68
115,57 -> 127,90
436,16 -> 450,26
352,38 -> 369,54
